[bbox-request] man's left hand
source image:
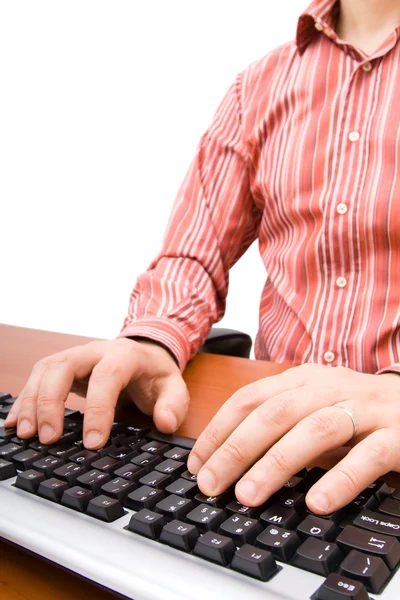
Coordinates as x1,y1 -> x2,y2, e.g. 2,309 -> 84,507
187,365 -> 400,514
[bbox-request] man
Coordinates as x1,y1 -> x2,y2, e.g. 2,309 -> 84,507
6,0 -> 400,516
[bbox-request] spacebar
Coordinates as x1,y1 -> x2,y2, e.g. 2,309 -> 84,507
147,430 -> 196,449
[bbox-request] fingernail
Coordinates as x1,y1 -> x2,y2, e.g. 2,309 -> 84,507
308,491 -> 330,513
40,423 -> 55,443
85,430 -> 103,448
237,480 -> 256,503
167,409 -> 178,431
197,468 -> 217,494
187,453 -> 203,474
18,418 -> 32,436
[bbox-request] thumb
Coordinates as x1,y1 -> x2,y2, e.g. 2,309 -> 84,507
152,374 -> 190,433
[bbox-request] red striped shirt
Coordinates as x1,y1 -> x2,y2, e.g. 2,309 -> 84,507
120,0 -> 400,375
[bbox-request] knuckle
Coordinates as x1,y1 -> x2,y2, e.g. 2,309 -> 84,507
266,448 -> 291,476
92,361 -> 123,381
37,392 -> 55,409
85,400 -> 114,419
337,464 -> 361,494
222,437 -> 247,465
365,438 -> 393,470
261,394 -> 295,427
308,410 -> 340,439
203,423 -> 222,450
229,385 -> 262,415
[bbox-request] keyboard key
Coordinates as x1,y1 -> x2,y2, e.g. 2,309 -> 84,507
91,456 -> 121,473
297,515 -> 338,541
127,509 -> 167,540
181,470 -> 197,482
337,525 -> 400,570
33,456 -> 65,478
185,504 -> 227,532
163,447 -> 190,461
347,489 -> 378,513
124,485 -> 165,510
314,573 -> 369,600
101,477 -> 137,501
37,477 -> 69,502
114,464 -> 146,482
48,445 -> 78,460
272,488 -> 305,511
339,549 -> 390,593
0,393 -> 13,403
139,470 -> 172,489
12,449 -> 43,471
154,459 -> 185,478
77,469 -> 112,494
69,449 -> 98,468
123,437 -> 148,452
291,538 -> 343,576
140,441 -> 170,455
295,467 -> 327,493
219,514 -> 262,546
391,488 -> 400,501
231,544 -> 278,581
58,430 -> 79,445
165,478 -> 198,498
53,462 -> 87,486
131,452 -> 162,472
378,497 -> 400,518
193,531 -> 236,566
15,469 -> 45,493
61,486 -> 94,511
106,446 -> 138,464
86,494 -> 125,522
353,509 -> 400,538
29,439 -> 54,455
283,475 -> 303,489
0,404 -> 12,418
160,519 -> 199,551
0,426 -> 17,442
0,442 -> 23,461
0,458 -> 17,480
194,491 -> 232,508
63,416 -> 83,431
123,425 -> 150,438
259,504 -> 300,529
146,431 -> 195,450
256,525 -> 301,562
155,494 -> 194,521
11,436 -> 33,449
225,499 -> 264,518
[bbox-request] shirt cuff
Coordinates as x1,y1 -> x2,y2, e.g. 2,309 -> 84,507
376,364 -> 400,376
118,318 -> 191,371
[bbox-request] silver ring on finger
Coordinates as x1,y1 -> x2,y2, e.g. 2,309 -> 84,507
335,405 -> 357,439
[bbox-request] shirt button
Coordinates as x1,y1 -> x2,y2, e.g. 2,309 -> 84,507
314,22 -> 323,31
336,276 -> 347,288
323,351 -> 335,363
362,61 -> 373,72
348,131 -> 360,142
336,203 -> 348,215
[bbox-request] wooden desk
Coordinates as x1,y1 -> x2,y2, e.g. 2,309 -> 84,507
1,324 -> 399,599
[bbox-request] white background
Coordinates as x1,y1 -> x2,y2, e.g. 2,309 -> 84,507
0,0 -> 306,354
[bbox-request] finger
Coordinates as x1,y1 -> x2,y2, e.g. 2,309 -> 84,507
235,403 -> 367,506
35,344 -> 104,444
152,374 -> 190,433
5,362 -> 47,434
83,345 -> 144,449
188,366 -> 313,474
306,428 -> 400,514
195,383 -> 351,496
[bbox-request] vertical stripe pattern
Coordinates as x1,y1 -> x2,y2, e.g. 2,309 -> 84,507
120,0 -> 400,375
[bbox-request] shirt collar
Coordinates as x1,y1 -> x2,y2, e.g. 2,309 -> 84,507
296,0 -> 340,54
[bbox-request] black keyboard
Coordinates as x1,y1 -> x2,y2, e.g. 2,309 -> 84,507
1,391 -> 400,600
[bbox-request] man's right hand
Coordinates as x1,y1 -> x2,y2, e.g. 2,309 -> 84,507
4,338 -> 189,449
